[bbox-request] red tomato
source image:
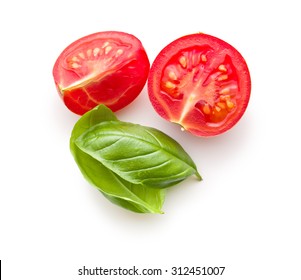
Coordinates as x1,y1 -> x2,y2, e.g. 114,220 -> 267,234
148,33 -> 251,136
53,31 -> 150,115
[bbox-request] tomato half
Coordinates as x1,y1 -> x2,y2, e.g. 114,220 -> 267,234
148,33 -> 251,136
53,31 -> 150,115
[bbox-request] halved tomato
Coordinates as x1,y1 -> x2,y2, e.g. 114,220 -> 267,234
148,33 -> 251,136
53,31 -> 150,115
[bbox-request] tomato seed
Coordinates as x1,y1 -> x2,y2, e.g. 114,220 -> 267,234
215,105 -> 221,112
217,74 -> 228,81
168,71 -> 177,80
217,102 -> 226,109
93,48 -> 100,56
102,41 -> 110,48
116,49 -> 123,56
179,56 -> 187,68
203,104 -> 211,114
165,81 -> 176,89
71,63 -> 80,69
220,88 -> 230,95
79,52 -> 86,59
218,64 -> 227,72
86,49 -> 91,57
71,56 -> 80,62
105,46 -> 112,54
226,100 -> 234,109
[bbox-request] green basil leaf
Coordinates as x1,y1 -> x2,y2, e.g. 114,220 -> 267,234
72,147 -> 165,213
70,105 -> 165,213
75,120 -> 201,188
70,104 -> 117,146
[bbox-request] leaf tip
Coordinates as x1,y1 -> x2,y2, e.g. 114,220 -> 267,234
195,171 -> 202,181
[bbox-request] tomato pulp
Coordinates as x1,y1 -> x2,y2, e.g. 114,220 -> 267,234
148,33 -> 251,136
53,31 -> 150,115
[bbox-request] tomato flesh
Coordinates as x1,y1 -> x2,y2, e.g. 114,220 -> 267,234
53,31 -> 150,115
148,34 -> 251,136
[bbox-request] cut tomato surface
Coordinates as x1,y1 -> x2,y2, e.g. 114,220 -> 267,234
148,33 -> 251,136
53,31 -> 150,115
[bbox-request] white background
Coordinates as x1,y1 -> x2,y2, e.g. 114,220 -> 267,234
0,0 -> 300,279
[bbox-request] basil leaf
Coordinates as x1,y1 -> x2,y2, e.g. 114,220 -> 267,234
75,120 -> 201,188
70,104 -> 117,145
70,105 -> 165,213
72,147 -> 165,213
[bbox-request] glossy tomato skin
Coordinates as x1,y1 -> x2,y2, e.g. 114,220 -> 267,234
148,33 -> 251,137
53,31 -> 150,115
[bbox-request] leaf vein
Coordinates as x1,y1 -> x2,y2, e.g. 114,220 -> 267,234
120,159 -> 172,173
143,129 -> 163,148
105,150 -> 159,162
86,132 -> 193,169
140,168 -> 193,182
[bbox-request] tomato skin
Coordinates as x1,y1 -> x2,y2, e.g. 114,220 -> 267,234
148,33 -> 251,137
53,31 -> 150,115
